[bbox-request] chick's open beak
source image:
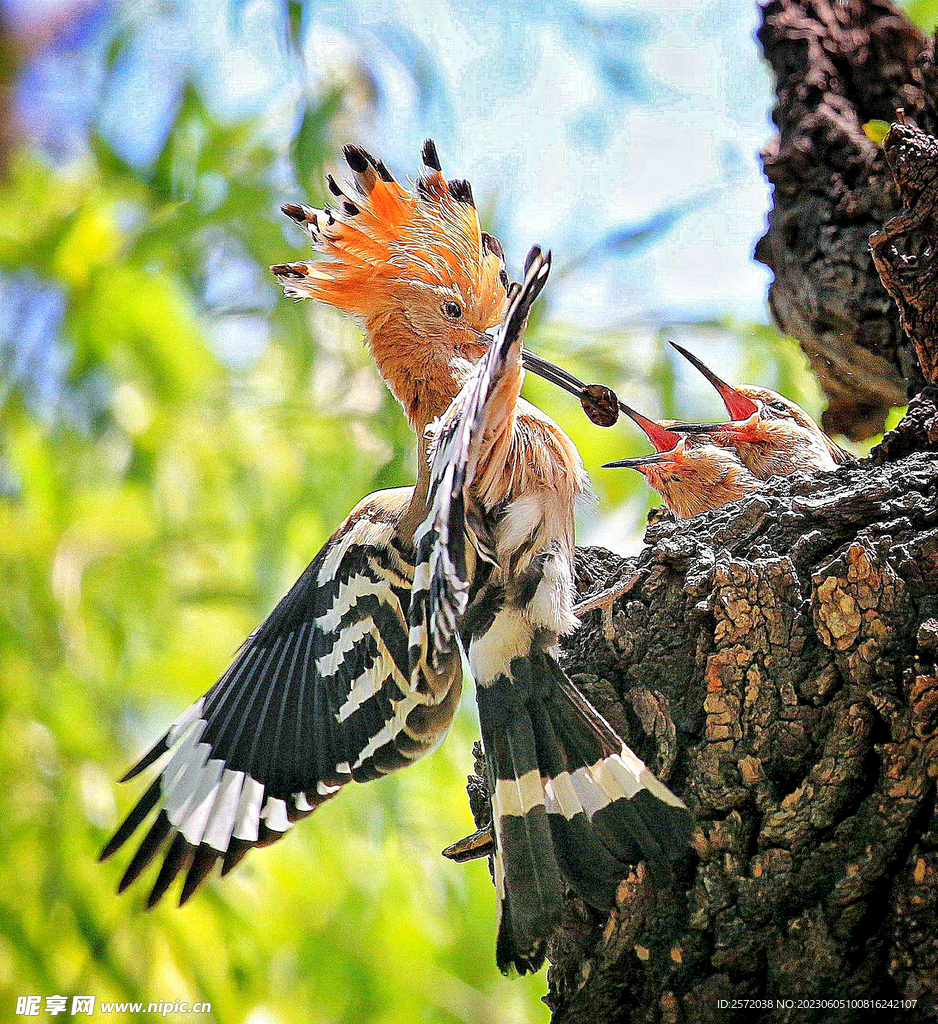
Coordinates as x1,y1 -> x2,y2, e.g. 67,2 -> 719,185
668,341 -> 760,421
664,410 -> 760,438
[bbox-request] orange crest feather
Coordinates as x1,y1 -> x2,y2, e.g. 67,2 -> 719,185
273,140 -> 508,326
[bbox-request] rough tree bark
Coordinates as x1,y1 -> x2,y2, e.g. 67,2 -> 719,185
755,0 -> 937,439
458,14 -> 938,1023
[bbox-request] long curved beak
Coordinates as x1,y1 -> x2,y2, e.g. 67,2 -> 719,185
663,410 -> 760,436
520,349 -> 591,400
520,350 -> 618,427
663,420 -> 728,434
669,341 -> 759,421
521,350 -> 680,450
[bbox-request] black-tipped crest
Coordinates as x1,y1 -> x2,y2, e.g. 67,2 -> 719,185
270,262 -> 307,279
449,178 -> 474,207
482,232 -> 504,261
281,202 -> 311,225
422,138 -> 442,171
343,144 -> 369,174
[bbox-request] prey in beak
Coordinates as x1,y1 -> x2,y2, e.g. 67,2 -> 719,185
519,350 -> 683,453
519,349 -> 622,427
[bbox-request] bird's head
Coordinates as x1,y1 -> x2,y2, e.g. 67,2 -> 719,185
272,141 -> 509,429
665,342 -> 852,466
603,438 -> 756,519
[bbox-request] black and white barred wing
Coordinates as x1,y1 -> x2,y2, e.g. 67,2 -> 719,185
101,487 -> 462,907
409,250 -> 552,677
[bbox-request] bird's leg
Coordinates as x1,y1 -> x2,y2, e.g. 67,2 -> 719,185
572,571 -> 641,640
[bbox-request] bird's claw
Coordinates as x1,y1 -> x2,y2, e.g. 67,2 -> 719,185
441,825 -> 495,863
573,573 -> 640,640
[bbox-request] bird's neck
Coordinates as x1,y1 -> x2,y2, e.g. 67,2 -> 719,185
367,318 -> 464,435
398,432 -> 434,546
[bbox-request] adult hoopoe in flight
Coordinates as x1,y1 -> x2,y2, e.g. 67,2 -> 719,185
100,141 -> 694,974
666,342 -> 853,477
410,251 -> 693,972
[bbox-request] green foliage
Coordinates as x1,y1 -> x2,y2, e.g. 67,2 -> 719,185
863,120 -> 892,146
904,0 -> 938,31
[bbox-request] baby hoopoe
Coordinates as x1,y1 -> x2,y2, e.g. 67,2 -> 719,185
509,354 -> 758,519
603,438 -> 759,520
667,342 -> 853,478
101,142 -> 693,975
594,382 -> 758,519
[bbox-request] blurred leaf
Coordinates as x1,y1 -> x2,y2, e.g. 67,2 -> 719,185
292,87 -> 344,195
287,0 -> 304,48
862,119 -> 891,146
904,0 -> 938,30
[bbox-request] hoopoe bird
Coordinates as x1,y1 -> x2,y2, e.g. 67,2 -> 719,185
100,142 -> 693,974
667,342 -> 853,477
603,438 -> 759,519
411,251 -> 693,972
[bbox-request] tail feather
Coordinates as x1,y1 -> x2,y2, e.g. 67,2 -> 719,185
542,680 -> 673,883
476,651 -> 693,973
544,655 -> 693,882
528,699 -> 633,909
480,691 -> 563,975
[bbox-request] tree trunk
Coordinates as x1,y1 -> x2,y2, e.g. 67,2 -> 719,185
755,0 -> 937,439
459,7 -> 938,1021
543,392 -> 938,1022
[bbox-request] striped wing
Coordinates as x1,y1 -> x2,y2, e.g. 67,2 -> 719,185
409,250 -> 552,674
102,487 -> 462,907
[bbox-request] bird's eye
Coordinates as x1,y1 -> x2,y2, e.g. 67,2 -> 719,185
768,401 -> 788,415
442,300 -> 463,320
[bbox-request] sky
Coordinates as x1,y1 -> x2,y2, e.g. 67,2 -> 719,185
13,0 -> 775,328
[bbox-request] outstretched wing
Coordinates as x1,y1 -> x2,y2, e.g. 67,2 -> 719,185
102,487 -> 462,907
408,249 -> 552,675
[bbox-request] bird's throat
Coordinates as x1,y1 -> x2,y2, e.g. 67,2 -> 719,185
368,320 -> 463,434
